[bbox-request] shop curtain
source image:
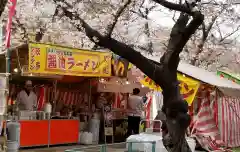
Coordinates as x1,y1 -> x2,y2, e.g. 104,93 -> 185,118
217,95 -> 240,148
37,87 -> 45,110
113,93 -> 121,109
8,84 -> 16,105
145,95 -> 152,128
54,89 -> 85,110
191,90 -> 228,151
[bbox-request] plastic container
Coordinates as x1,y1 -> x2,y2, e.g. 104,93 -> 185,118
44,103 -> 52,113
127,133 -> 196,152
89,118 -> 100,144
7,121 -> 20,148
80,132 -> 93,145
7,141 -> 19,152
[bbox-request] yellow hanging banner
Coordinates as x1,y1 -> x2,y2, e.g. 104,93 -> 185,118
140,73 -> 200,105
28,43 -> 112,77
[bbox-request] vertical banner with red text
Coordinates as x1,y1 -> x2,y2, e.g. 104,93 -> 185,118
5,0 -> 17,48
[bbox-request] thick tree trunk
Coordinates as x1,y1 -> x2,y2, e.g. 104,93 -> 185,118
56,0 -> 204,151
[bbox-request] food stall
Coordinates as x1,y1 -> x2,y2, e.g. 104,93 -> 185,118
4,42 -> 112,148
4,42 -> 152,148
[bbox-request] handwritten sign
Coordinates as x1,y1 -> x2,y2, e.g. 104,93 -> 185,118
28,43 -> 112,77
111,57 -> 130,77
140,73 -> 200,105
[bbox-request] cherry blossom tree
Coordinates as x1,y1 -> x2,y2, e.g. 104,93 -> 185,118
0,0 -> 239,150
184,0 -> 240,67
51,0 -> 204,151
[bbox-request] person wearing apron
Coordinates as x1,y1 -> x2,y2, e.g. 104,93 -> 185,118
16,80 -> 37,111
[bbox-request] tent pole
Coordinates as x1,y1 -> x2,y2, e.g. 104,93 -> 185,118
3,48 -> 10,151
53,80 -> 57,113
88,79 -> 92,119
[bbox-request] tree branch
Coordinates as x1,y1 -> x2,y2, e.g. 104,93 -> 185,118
55,1 -> 164,85
152,0 -> 200,15
219,25 -> 240,42
0,0 -> 7,18
54,1 -> 204,151
190,6 -> 225,65
105,0 -> 131,37
14,17 -> 29,42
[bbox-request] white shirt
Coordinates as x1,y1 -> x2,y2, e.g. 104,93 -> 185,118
128,95 -> 143,117
17,90 -> 37,111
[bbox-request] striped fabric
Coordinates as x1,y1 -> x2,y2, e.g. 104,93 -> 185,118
191,91 -> 228,151
191,89 -> 240,151
145,96 -> 152,128
217,96 -> 240,147
37,87 -> 45,110
112,93 -> 121,109
8,84 -> 87,110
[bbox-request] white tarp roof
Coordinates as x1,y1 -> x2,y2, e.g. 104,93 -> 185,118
148,56 -> 240,97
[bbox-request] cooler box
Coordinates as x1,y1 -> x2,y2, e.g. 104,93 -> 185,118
126,133 -> 196,152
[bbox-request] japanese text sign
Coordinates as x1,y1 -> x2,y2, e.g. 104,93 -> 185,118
28,43 -> 112,77
111,56 -> 130,77
140,73 -> 200,105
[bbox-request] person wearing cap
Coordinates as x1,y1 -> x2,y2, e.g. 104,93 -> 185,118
16,80 -> 37,111
127,88 -> 143,136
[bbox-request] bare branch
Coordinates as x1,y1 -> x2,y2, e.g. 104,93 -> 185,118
201,2 -> 240,6
35,27 -> 46,42
105,0 -> 131,37
172,11 -> 177,22
54,0 -> 159,83
219,25 -> 240,42
14,17 -> 29,42
215,21 -> 223,39
190,6 -> 226,65
53,1 -> 203,151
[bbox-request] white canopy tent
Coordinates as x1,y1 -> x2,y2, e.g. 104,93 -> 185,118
148,56 -> 240,97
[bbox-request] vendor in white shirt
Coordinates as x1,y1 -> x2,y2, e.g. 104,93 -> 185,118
17,80 -> 37,111
127,88 -> 143,136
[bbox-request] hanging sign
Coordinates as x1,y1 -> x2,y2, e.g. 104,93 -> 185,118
217,70 -> 240,84
5,0 -> 17,48
111,55 -> 132,77
28,43 -> 112,77
139,73 -> 200,105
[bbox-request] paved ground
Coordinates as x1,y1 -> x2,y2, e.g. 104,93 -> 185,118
19,145 -> 204,152
19,144 -> 127,152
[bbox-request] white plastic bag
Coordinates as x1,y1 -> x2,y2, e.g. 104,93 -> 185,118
81,132 -> 93,145
86,132 -> 93,145
89,118 -> 100,144
80,132 -> 86,144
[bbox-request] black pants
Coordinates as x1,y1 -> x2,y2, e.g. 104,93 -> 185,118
127,116 -> 141,136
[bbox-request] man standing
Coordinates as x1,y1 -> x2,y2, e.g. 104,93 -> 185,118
17,80 -> 37,111
127,88 -> 143,136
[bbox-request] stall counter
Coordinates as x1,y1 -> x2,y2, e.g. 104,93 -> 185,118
49,119 -> 79,145
19,119 -> 79,147
20,120 -> 49,147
